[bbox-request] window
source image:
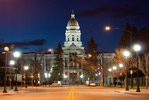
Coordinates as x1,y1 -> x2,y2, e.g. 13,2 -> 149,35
72,35 -> 74,41
67,38 -> 69,41
65,58 -> 67,67
77,38 -> 79,41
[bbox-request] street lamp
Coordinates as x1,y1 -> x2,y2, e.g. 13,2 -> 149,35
133,44 -> 141,92
24,66 -> 29,70
108,68 -> 112,72
113,66 -> 117,70
105,25 -> 134,88
80,74 -> 83,85
48,48 -> 54,54
9,60 -> 15,89
3,46 -> 9,93
13,51 -> 21,91
123,50 -> 130,91
64,74 -> 67,85
119,63 -> 123,87
105,26 -> 111,31
119,64 -> 123,68
13,51 -> 21,58
88,54 -> 92,58
108,68 -> 112,87
24,66 -> 29,88
9,60 -> 15,65
112,66 -> 117,87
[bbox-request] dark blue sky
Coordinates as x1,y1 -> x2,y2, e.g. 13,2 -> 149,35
0,0 -> 149,52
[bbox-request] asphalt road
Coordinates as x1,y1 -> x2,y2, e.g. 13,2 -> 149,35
0,86 -> 149,100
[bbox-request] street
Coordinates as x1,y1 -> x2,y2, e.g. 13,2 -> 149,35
0,86 -> 149,100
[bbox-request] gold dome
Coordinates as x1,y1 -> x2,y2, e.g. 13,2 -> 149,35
67,12 -> 79,26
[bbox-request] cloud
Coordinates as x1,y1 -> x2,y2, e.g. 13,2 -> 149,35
3,39 -> 46,49
77,6 -> 149,18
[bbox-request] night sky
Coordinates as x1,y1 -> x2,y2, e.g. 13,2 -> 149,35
0,0 -> 149,52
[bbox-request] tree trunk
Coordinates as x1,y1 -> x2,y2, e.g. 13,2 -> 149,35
146,76 -> 148,89
117,76 -> 118,87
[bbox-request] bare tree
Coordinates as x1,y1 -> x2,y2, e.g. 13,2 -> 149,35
139,53 -> 149,89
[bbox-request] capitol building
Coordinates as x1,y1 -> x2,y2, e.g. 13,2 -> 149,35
23,12 -> 114,85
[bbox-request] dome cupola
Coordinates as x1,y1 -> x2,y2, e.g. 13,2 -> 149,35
67,12 -> 79,26
67,11 -> 80,30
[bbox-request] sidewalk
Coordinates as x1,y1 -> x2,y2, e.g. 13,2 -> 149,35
0,87 -> 28,95
115,89 -> 149,95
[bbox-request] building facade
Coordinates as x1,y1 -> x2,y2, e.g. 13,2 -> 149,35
62,12 -> 85,84
22,12 -> 114,85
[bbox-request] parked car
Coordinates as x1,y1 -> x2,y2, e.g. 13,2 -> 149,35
89,82 -> 96,87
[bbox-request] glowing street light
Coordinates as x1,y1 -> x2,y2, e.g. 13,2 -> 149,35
48,49 -> 53,52
45,73 -> 48,78
134,44 -> 141,52
4,46 -> 9,52
13,51 -> 21,91
105,26 -> 111,31
9,60 -> 15,66
119,63 -> 123,68
123,50 -> 130,58
88,54 -> 92,58
48,74 -> 51,78
123,50 -> 130,91
13,51 -> 21,58
113,66 -> 117,70
80,75 -> 84,79
3,46 -> 9,93
24,66 -> 29,88
108,68 -> 112,72
24,66 -> 29,70
133,44 -> 141,92
95,74 -> 98,76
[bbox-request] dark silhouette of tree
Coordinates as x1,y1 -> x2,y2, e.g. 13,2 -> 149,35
118,23 -> 138,49
138,26 -> 149,89
84,37 -> 99,81
118,23 -> 131,49
50,42 -> 63,82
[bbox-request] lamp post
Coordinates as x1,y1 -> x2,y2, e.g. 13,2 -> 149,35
9,60 -> 15,89
80,74 -> 83,85
108,68 -> 112,87
13,51 -> 21,91
44,73 -> 48,86
105,26 -> 134,88
133,44 -> 141,92
87,54 -> 92,86
112,66 -> 117,87
119,63 -> 123,87
123,50 -> 130,91
64,74 -> 67,85
3,46 -> 9,93
24,66 -> 29,88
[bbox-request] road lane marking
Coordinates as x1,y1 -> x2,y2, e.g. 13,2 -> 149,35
72,87 -> 74,100
67,87 -> 74,100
